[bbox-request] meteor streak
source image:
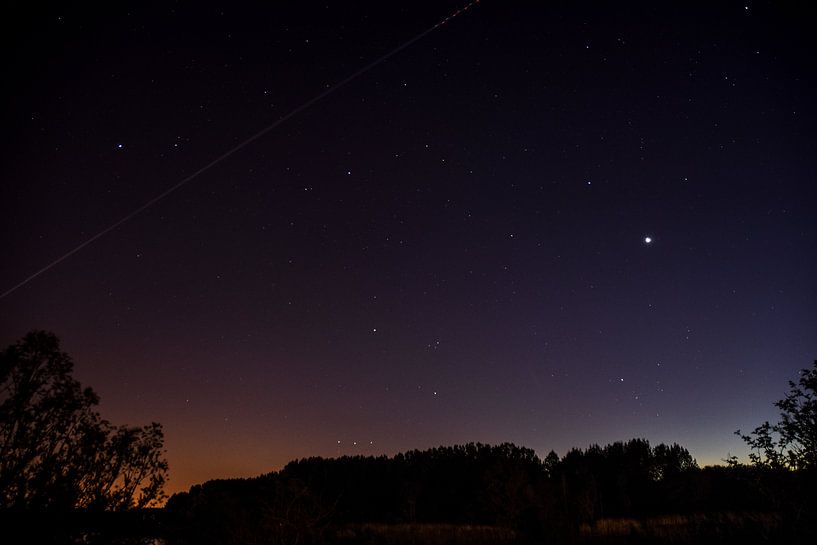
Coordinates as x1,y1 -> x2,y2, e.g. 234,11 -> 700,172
0,1 -> 481,300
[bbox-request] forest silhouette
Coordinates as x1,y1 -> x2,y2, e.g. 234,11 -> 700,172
1,332 -> 815,544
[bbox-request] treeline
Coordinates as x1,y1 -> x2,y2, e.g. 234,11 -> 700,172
164,440 -> 815,544
3,332 -> 815,544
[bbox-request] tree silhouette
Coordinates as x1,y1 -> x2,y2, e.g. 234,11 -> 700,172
738,360 -> 817,471
0,331 -> 168,510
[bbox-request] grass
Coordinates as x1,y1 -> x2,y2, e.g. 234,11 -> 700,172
579,511 -> 784,544
334,522 -> 518,545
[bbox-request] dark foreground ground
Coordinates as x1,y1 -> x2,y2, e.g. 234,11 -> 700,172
1,510 -> 811,545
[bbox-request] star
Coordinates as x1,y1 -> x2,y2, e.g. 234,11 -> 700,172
644,236 -> 653,244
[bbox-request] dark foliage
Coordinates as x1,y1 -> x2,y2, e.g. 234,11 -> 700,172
3,334 -> 814,544
0,331 -> 168,511
165,435 -> 816,545
738,360 -> 817,471
162,440 -> 715,544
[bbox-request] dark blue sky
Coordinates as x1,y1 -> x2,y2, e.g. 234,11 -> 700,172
2,1 -> 815,495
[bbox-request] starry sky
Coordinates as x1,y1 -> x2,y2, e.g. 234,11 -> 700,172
2,1 -> 816,497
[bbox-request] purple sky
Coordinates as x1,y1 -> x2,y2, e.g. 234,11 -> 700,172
2,1 -> 815,495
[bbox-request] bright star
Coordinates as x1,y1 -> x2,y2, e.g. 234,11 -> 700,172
644,236 -> 652,244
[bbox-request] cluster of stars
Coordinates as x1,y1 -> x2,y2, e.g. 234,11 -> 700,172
6,0 -> 811,494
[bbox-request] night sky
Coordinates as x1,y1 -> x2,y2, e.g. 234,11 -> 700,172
2,1 -> 816,497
